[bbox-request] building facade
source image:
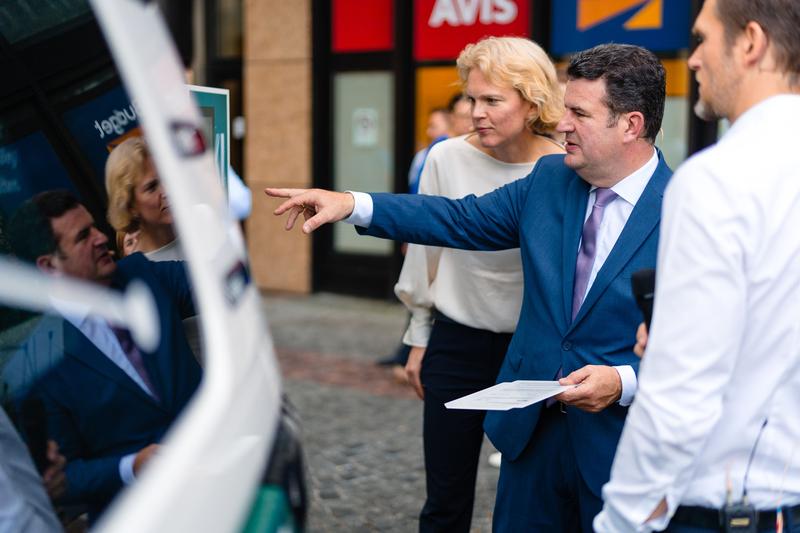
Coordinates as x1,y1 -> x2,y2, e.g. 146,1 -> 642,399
244,0 -> 717,297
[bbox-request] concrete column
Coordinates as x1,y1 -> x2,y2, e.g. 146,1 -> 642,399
244,0 -> 312,293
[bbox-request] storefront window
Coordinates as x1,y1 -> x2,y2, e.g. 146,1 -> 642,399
332,71 -> 394,255
216,0 -> 242,58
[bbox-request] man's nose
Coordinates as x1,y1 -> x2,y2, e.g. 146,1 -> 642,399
92,228 -> 108,246
687,50 -> 700,71
556,116 -> 572,133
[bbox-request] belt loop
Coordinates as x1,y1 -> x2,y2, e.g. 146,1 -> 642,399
560,401 -> 567,414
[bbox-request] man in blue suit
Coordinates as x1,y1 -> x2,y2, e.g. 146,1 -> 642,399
267,44 -> 670,531
6,190 -> 202,520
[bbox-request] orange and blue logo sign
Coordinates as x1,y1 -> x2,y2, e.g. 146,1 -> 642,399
552,0 -> 690,55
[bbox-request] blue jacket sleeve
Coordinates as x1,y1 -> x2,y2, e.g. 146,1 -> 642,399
148,260 -> 196,319
118,254 -> 196,319
62,455 -> 124,506
357,171 -> 534,250
37,389 -> 124,506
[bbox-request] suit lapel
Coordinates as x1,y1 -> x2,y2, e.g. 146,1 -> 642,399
142,342 -> 169,408
110,266 -> 170,408
64,322 -> 166,410
561,175 -> 590,328
569,159 -> 671,330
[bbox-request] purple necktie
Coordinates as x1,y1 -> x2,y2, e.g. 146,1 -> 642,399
548,188 -> 619,409
111,326 -> 160,401
571,188 -> 618,320
545,187 -> 617,412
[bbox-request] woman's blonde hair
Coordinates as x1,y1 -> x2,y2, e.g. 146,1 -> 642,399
115,231 -> 129,257
457,36 -> 563,135
105,136 -> 149,232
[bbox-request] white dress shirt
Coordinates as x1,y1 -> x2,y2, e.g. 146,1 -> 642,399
596,95 -> 800,532
347,147 -> 659,406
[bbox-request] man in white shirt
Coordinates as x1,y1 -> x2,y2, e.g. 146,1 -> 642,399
595,0 -> 800,531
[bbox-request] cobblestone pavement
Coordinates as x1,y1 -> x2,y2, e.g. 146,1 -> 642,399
263,292 -> 499,533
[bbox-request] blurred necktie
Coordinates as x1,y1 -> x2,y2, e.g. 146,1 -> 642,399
111,326 -> 160,402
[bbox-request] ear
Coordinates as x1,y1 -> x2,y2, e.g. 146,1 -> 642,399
35,254 -> 58,274
526,102 -> 539,122
621,111 -> 646,142
741,21 -> 770,68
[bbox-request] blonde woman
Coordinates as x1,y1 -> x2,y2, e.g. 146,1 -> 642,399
394,36 -> 564,532
106,137 -> 183,260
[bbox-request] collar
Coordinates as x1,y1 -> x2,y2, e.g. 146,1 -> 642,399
725,94 -> 800,140
50,295 -> 93,330
591,147 -> 658,207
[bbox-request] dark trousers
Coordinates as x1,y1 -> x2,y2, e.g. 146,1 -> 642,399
419,314 -> 510,533
493,404 -> 601,532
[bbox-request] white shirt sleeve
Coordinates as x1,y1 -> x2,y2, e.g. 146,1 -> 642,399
395,243 -> 437,347
614,365 -> 637,406
119,453 -> 137,485
226,165 -> 252,220
0,409 -> 60,533
394,156 -> 448,348
344,191 -> 373,227
595,160 -> 748,532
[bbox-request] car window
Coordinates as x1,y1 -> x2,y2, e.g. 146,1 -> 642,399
0,2 -> 203,527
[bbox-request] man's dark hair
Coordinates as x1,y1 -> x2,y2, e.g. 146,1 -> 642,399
716,0 -> 800,86
8,190 -> 81,264
567,44 -> 666,143
447,93 -> 468,113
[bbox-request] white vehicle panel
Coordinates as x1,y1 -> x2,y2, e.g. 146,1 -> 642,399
89,1 -> 283,531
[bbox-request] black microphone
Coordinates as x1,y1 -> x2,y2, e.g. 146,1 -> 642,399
630,269 -> 656,329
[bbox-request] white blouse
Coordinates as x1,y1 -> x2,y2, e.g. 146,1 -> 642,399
394,135 -> 537,346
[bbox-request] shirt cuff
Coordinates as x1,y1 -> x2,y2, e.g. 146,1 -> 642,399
614,365 -> 637,406
402,309 -> 433,347
119,453 -> 137,485
343,191 -> 373,227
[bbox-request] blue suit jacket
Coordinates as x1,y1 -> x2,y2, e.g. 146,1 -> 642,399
32,253 -> 202,518
361,153 -> 671,495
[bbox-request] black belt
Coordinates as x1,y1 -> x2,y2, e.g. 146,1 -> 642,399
672,504 -> 800,530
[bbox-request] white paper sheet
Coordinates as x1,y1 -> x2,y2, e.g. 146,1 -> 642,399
445,380 -> 578,411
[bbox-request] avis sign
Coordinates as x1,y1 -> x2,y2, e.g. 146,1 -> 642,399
415,0 -> 529,61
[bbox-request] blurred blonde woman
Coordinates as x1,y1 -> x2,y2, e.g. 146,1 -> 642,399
106,138 -> 203,362
106,137 -> 183,260
394,36 -> 564,532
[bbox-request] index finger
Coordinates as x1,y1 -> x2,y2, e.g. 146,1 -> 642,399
264,187 -> 309,199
